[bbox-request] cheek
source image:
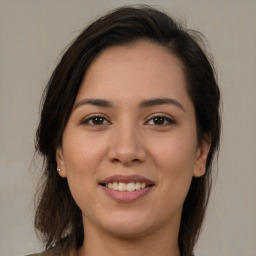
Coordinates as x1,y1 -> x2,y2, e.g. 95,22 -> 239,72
149,131 -> 198,174
63,131 -> 105,175
148,130 -> 198,198
137,132 -> 197,224
61,142 -> 97,213
61,132 -> 107,201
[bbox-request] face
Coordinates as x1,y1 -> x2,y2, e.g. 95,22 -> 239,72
56,41 -> 209,239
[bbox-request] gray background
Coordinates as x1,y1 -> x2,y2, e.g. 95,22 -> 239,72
0,0 -> 255,255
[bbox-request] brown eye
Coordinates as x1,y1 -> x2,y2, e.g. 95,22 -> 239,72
145,116 -> 175,126
82,116 -> 111,126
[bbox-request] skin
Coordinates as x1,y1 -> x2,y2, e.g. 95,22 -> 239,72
56,41 -> 210,256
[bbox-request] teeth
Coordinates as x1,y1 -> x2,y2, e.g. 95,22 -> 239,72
118,182 -> 126,191
127,182 -> 135,192
108,183 -> 113,189
113,182 -> 118,190
106,182 -> 147,192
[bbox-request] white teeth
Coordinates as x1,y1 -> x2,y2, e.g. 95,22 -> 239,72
118,182 -> 126,191
126,182 -> 135,192
107,183 -> 113,189
106,182 -> 147,191
113,182 -> 118,190
135,182 -> 141,190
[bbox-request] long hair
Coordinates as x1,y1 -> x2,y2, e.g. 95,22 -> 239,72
35,6 -> 221,256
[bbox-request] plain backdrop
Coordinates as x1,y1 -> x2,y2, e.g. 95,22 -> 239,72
0,0 -> 255,255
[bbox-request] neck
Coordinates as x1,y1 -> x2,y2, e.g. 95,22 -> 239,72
77,221 -> 181,256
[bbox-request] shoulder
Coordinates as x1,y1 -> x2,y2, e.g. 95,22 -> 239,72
25,236 -> 77,256
25,247 -> 59,256
25,244 -> 77,256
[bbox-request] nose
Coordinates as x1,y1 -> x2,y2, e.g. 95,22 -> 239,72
107,123 -> 147,166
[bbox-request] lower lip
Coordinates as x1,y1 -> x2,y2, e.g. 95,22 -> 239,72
101,186 -> 153,203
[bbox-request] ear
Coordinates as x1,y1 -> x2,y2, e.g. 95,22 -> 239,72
193,136 -> 211,177
56,146 -> 67,178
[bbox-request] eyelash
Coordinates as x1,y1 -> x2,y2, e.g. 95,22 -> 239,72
81,115 -> 111,126
144,115 -> 175,126
81,114 -> 175,127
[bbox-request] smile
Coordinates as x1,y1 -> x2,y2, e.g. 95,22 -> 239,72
99,175 -> 155,202
103,182 -> 151,192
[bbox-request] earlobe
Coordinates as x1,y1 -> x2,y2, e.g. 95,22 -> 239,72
56,146 -> 67,178
193,138 -> 211,177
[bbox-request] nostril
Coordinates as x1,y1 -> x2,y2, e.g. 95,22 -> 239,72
108,142 -> 147,164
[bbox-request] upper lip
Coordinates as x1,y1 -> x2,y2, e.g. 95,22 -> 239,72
99,175 -> 155,185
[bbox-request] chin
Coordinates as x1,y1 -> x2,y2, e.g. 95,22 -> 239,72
97,211 -> 156,238
105,224 -> 152,238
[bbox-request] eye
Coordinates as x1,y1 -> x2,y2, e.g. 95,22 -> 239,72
82,115 -> 111,126
145,115 -> 175,126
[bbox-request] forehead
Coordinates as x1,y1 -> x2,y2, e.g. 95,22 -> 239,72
76,41 -> 189,104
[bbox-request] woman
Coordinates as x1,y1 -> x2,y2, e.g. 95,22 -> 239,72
30,5 -> 221,256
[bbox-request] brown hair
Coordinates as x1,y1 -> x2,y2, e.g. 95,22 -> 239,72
35,6 -> 221,256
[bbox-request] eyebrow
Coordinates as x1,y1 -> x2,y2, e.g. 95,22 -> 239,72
73,97 -> 185,111
139,98 -> 185,111
73,99 -> 113,109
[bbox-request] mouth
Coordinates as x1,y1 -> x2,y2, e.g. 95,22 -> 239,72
99,175 -> 155,201
100,181 -> 153,192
